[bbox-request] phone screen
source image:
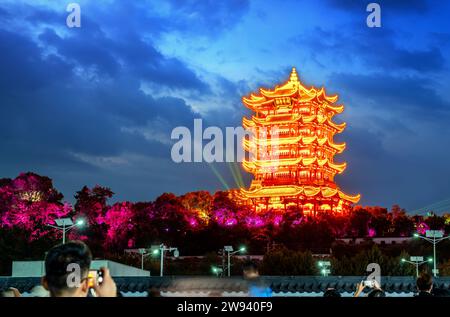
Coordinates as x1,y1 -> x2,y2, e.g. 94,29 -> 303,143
88,270 -> 97,288
364,280 -> 374,288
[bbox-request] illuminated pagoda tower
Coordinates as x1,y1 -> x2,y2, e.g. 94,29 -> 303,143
239,68 -> 360,214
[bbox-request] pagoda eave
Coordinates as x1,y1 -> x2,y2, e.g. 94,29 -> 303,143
240,185 -> 360,204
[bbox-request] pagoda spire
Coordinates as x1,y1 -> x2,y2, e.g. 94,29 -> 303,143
289,67 -> 299,83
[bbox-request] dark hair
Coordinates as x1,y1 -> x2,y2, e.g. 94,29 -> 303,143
243,260 -> 258,273
368,289 -> 386,297
44,241 -> 92,296
416,272 -> 433,292
148,287 -> 161,297
323,288 -> 341,297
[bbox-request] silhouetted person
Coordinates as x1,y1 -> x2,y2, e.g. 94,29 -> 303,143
432,287 -> 450,297
415,272 -> 433,297
243,260 -> 259,279
368,289 -> 386,297
323,288 -> 341,297
42,241 -> 117,297
242,260 -> 272,297
148,287 -> 161,297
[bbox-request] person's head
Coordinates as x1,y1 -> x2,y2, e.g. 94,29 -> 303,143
416,272 -> 433,293
323,288 -> 341,297
148,287 -> 161,297
367,289 -> 386,297
42,241 -> 92,297
243,260 -> 259,279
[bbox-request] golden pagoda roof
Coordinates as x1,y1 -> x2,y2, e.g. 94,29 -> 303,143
240,184 -> 360,204
243,135 -> 346,153
243,114 -> 346,133
242,157 -> 346,173
242,68 -> 339,109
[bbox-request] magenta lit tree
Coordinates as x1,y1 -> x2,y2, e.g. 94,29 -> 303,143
98,201 -> 135,250
0,173 -> 71,240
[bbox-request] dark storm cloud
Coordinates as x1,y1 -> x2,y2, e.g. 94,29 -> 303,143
329,72 -> 450,118
0,0 -> 253,202
164,0 -> 250,34
38,25 -> 208,92
0,30 -> 71,94
293,26 -> 445,74
326,0 -> 428,13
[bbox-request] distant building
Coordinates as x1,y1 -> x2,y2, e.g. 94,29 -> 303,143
336,237 -> 412,245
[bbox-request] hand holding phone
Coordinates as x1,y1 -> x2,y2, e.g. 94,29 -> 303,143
93,267 -> 117,297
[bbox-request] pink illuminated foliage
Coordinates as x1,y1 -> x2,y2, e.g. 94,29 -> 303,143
98,201 -> 135,249
1,173 -> 449,259
0,173 -> 72,240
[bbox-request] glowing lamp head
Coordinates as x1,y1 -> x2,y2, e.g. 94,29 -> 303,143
428,258 -> 433,263
75,219 -> 85,227
318,261 -> 323,267
321,269 -> 326,275
401,258 -> 406,263
152,249 -> 159,255
239,246 -> 246,253
413,233 -> 419,238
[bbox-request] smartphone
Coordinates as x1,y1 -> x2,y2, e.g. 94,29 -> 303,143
363,280 -> 375,288
97,269 -> 104,284
88,270 -> 98,288
88,269 -> 105,287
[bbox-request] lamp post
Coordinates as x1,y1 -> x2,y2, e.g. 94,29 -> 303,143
125,248 -> 152,270
401,256 -> 433,277
152,244 -> 179,276
318,261 -> 331,277
413,230 -> 450,277
223,246 -> 246,277
47,217 -> 84,244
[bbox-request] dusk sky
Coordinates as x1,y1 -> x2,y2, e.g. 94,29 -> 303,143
1,0 -> 450,213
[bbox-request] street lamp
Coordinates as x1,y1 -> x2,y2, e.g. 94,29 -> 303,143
413,230 -> 450,277
47,217 -> 85,244
318,261 -> 331,277
211,266 -> 223,277
151,244 -> 179,276
124,248 -> 154,271
223,245 -> 246,277
401,256 -> 433,277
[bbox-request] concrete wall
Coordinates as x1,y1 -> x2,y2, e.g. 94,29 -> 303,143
12,261 -> 45,277
11,260 -> 150,277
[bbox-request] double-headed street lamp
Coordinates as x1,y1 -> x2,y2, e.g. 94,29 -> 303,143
47,217 -> 85,244
223,245 -> 246,277
318,261 -> 331,277
401,256 -> 433,277
413,230 -> 450,277
151,244 -> 179,276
